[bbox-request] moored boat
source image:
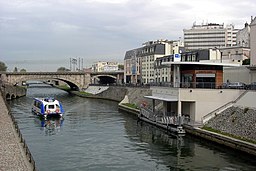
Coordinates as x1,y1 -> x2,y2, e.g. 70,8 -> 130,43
32,97 -> 64,119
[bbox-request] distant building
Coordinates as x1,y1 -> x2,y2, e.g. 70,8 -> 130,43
250,17 -> 256,66
124,39 -> 184,84
184,23 -> 238,51
92,61 -> 119,72
83,67 -> 92,73
236,22 -> 250,47
219,47 -> 250,65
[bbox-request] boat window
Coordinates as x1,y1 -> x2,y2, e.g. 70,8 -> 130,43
48,105 -> 55,109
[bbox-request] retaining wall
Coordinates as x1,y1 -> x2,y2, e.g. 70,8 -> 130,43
0,91 -> 36,170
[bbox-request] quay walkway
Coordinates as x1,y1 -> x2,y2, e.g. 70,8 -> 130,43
0,91 -> 34,171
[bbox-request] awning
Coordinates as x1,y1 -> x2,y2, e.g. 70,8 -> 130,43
144,95 -> 178,102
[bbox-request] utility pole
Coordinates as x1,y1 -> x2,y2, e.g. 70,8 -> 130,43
70,58 -> 72,71
78,57 -> 80,71
81,58 -> 84,71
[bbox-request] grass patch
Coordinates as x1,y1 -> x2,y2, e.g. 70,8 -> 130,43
122,103 -> 139,109
56,85 -> 71,91
202,126 -> 256,144
77,91 -> 93,96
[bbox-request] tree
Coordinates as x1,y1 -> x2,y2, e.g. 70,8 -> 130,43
0,61 -> 7,71
118,64 -> 124,70
14,67 -> 18,72
20,68 -> 26,72
57,67 -> 70,72
242,58 -> 250,65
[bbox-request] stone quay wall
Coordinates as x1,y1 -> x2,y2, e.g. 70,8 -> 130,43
0,91 -> 35,171
1,84 -> 27,100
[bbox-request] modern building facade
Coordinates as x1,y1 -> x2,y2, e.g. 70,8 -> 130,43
154,49 -> 240,88
184,23 -> 238,51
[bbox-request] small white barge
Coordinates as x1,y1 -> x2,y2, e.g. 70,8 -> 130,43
32,97 -> 64,118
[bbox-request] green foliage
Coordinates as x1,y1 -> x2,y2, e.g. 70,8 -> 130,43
20,68 -> 26,72
13,67 -> 18,72
122,103 -> 139,109
242,58 -> 250,65
0,61 -> 7,71
57,67 -> 70,72
118,64 -> 124,70
78,91 -> 93,96
57,85 -> 71,91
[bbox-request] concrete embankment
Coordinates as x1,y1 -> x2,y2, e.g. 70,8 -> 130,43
0,91 -> 35,171
184,125 -> 256,156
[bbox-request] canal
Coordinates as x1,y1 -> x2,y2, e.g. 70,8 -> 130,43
8,84 -> 256,171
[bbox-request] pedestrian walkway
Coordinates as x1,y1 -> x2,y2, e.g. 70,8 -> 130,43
0,91 -> 33,171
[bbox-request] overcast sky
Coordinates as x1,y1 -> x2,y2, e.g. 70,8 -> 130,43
0,0 -> 255,71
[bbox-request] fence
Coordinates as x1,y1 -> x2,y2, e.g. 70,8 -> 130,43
140,107 -> 184,126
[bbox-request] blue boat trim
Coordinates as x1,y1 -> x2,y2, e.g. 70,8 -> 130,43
32,97 -> 64,118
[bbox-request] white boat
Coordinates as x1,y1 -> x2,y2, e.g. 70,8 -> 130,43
32,97 -> 64,118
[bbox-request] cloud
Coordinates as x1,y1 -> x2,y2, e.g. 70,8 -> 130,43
0,0 -> 255,71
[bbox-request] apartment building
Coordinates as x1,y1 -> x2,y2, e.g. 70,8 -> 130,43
184,23 -> 238,51
124,40 -> 184,84
124,49 -> 142,84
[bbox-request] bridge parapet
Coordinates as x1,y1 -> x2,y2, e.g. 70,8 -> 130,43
0,72 -> 91,90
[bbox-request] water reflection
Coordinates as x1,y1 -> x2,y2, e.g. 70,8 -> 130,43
35,117 -> 64,135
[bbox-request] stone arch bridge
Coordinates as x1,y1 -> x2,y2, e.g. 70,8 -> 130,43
0,72 -> 91,90
0,71 -> 124,91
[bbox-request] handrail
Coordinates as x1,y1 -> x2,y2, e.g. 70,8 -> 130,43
202,90 -> 249,124
140,107 -> 184,125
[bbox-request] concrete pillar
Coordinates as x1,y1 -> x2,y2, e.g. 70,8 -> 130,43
173,65 -> 181,87
163,101 -> 167,116
178,100 -> 181,117
152,99 -> 155,113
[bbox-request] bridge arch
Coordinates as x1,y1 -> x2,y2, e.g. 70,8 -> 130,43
6,93 -> 11,100
91,75 -> 117,85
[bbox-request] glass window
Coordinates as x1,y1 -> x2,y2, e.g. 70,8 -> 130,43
48,105 -> 55,109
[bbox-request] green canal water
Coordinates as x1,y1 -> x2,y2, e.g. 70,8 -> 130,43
8,84 -> 256,171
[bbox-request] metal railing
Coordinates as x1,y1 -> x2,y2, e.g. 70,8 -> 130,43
140,107 -> 184,126
90,81 -> 240,89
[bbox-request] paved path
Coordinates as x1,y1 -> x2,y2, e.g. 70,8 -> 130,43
0,91 -> 33,171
